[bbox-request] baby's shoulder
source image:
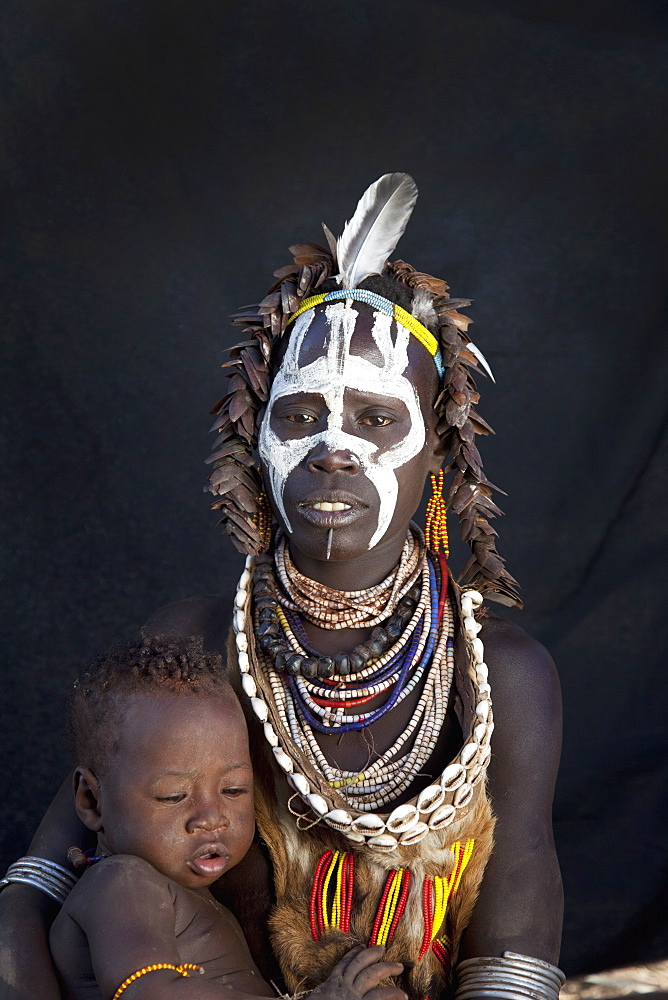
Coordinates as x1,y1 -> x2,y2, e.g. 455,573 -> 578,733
65,855 -> 176,923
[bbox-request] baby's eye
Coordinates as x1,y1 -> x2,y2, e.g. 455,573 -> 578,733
284,413 -> 317,424
155,794 -> 186,803
359,414 -> 395,427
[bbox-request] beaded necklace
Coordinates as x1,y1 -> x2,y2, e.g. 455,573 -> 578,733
275,531 -> 422,629
233,533 -> 494,853
283,557 -> 440,735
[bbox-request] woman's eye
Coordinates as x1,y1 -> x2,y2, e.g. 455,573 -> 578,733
222,787 -> 248,797
359,414 -> 394,427
284,413 -> 317,424
156,794 -> 186,803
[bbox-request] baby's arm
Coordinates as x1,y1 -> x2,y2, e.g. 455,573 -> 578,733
58,856 -> 404,1000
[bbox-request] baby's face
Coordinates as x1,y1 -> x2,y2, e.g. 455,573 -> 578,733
95,692 -> 254,889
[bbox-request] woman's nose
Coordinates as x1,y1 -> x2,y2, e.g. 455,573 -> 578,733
307,443 -> 360,475
186,796 -> 230,833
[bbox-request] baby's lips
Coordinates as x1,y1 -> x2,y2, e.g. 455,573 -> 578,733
188,854 -> 228,878
187,844 -> 230,878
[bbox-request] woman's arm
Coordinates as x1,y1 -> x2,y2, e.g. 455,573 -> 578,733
0,776 -> 92,1000
459,618 -> 564,962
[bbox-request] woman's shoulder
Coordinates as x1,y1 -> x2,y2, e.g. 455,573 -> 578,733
141,595 -> 232,653
479,610 -> 562,787
480,611 -> 558,689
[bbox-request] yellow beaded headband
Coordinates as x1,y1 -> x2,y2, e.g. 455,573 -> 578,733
286,289 -> 445,378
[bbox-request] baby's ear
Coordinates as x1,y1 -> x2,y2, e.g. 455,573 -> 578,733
73,767 -> 104,832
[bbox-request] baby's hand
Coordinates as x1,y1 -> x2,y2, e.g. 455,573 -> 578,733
311,945 -> 406,1000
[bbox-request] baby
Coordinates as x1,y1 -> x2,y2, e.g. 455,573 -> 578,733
50,636 -> 403,1000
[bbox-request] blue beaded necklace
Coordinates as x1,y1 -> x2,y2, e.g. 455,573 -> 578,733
284,556 -> 441,735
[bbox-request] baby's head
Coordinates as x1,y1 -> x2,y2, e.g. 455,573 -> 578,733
69,636 -> 254,888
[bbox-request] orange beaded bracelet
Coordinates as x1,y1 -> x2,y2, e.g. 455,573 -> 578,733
112,962 -> 203,998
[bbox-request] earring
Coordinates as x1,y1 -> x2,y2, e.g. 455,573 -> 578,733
254,492 -> 273,552
425,469 -> 449,556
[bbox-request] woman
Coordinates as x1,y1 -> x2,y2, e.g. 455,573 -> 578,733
0,175 -> 563,1000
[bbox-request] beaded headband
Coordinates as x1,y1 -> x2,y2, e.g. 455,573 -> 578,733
286,289 -> 446,378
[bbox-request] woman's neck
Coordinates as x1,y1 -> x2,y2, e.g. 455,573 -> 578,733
285,528 -> 409,592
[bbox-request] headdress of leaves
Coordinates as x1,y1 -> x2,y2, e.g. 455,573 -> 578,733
205,183 -> 521,608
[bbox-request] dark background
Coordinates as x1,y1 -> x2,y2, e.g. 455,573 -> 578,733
2,0 -> 667,977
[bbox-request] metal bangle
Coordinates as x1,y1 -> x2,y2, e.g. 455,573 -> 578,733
458,965 -> 565,992
0,856 -> 78,906
455,952 -> 565,1000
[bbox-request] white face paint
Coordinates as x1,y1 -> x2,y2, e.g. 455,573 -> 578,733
258,303 -> 427,550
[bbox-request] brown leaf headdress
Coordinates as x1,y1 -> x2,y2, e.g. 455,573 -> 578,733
205,174 -> 521,607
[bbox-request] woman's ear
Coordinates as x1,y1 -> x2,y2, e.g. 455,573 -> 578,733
426,419 -> 448,475
73,766 -> 104,832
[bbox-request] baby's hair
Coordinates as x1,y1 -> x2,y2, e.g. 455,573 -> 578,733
69,635 -> 232,775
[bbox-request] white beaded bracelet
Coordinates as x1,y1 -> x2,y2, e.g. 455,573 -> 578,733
0,856 -> 78,905
455,951 -> 566,1000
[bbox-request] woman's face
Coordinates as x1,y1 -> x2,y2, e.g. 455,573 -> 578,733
258,303 -> 441,563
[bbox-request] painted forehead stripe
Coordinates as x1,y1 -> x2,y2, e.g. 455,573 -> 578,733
286,289 -> 446,379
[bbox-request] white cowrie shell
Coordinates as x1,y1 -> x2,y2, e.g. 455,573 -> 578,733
273,747 -> 293,773
241,674 -> 257,698
237,650 -> 250,673
386,803 -> 420,833
399,821 -> 429,845
474,723 -> 487,744
461,742 -> 479,766
345,830 -> 366,845
287,772 -> 310,796
463,616 -> 482,638
463,589 -> 483,606
234,609 -> 245,632
461,596 -> 473,618
417,784 -> 445,814
476,700 -> 490,722
476,663 -> 489,683
235,632 -> 248,652
351,815 -> 386,836
478,744 -> 492,766
428,803 -> 456,830
368,834 -> 398,853
306,793 -> 329,817
479,682 -> 491,697
235,589 -> 246,609
250,697 -> 268,722
239,568 -> 251,589
441,763 -> 466,790
454,783 -> 473,808
472,637 -> 485,663
469,764 -> 484,785
244,555 -> 253,570
324,809 -> 353,832
263,722 -> 278,747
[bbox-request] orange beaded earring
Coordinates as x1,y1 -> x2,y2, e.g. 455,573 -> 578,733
425,469 -> 449,556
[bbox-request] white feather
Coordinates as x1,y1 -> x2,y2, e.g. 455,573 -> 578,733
336,173 -> 418,289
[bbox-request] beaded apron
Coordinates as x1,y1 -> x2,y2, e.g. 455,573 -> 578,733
231,558 -> 495,1000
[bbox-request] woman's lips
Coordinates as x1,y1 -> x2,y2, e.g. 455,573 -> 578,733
297,496 -> 367,529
